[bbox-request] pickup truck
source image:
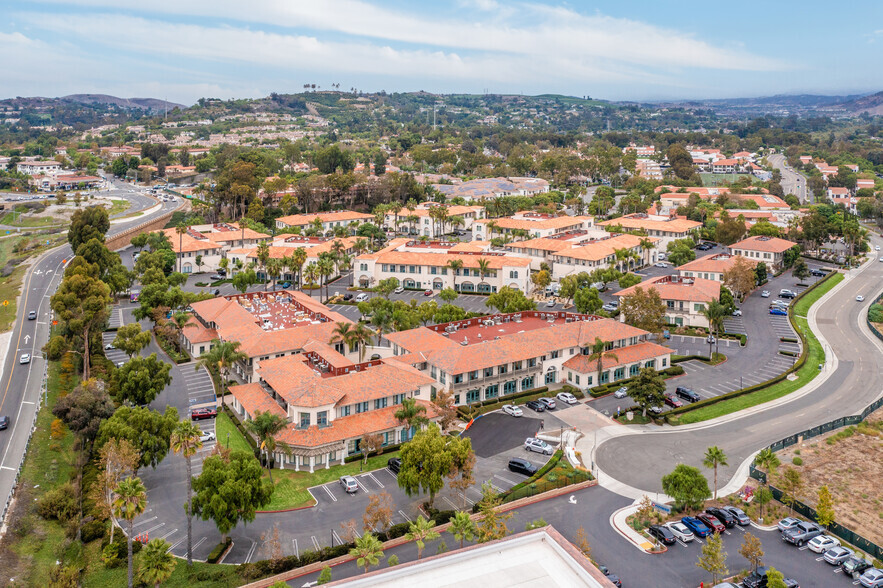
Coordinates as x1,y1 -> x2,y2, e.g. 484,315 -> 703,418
782,521 -> 822,546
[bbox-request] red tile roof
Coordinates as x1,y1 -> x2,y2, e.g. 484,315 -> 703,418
730,235 -> 798,254
562,341 -> 672,373
229,383 -> 287,419
615,275 -> 721,303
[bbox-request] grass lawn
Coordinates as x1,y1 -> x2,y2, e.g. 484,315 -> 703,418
0,210 -> 62,227
261,450 -> 402,511
105,198 -> 130,216
215,411 -> 253,454
0,265 -> 26,331
671,274 -> 843,425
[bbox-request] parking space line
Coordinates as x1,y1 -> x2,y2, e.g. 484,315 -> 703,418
332,530 -> 343,545
493,473 -> 519,486
322,485 -> 338,502
441,496 -> 458,510
292,539 -> 298,557
133,516 -> 157,528
159,528 -> 178,541
356,479 -> 371,493
489,483 -> 503,492
398,510 -> 412,522
365,472 -> 383,488
459,492 -> 476,506
311,536 -> 320,551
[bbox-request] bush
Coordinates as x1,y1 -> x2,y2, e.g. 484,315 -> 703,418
36,482 -> 78,523
869,304 -> 883,323
102,533 -> 142,567
80,519 -> 107,543
44,335 -> 68,360
792,457 -> 803,465
207,537 -> 232,564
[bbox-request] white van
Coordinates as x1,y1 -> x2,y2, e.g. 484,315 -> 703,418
355,293 -> 369,302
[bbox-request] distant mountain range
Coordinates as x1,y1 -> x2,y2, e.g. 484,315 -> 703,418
831,91 -> 883,115
60,94 -> 187,112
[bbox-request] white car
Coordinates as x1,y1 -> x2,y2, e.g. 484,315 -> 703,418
654,262 -> 667,268
556,392 -> 578,405
339,475 -> 359,494
666,521 -> 694,543
857,295 -> 865,302
545,300 -> 556,308
876,245 -> 880,251
613,386 -> 628,399
393,286 -> 404,294
732,309 -> 742,317
19,353 -> 30,364
199,430 -> 216,443
104,343 -> 116,350
807,534 -> 840,554
761,290 -> 770,298
524,437 -> 553,455
502,404 -> 523,417
538,397 -> 556,409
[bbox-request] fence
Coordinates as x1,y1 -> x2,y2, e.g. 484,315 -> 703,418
748,392 -> 883,561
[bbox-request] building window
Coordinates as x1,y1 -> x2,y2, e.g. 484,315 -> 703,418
484,367 -> 494,378
431,366 -> 437,379
567,372 -> 572,382
521,376 -> 534,390
440,372 -> 446,384
694,303 -> 705,312
499,364 -> 507,374
600,371 -> 609,384
470,370 -> 479,381
575,375 -> 580,385
466,389 -> 480,403
393,393 -> 405,404
360,263 -> 368,271
374,397 -> 388,410
644,360 -> 656,369
513,361 -> 522,371
528,358 -> 537,368
299,412 -> 311,427
509,270 -> 519,279
341,405 -> 351,417
453,374 -> 463,384
485,384 -> 498,399
662,358 -> 667,367
317,411 -> 327,426
586,375 -> 593,386
551,350 -> 559,359
503,381 -> 517,395
667,300 -> 675,309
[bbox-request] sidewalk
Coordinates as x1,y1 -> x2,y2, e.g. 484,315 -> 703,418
609,502 -> 658,553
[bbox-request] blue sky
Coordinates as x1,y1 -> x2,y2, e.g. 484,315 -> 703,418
4,0 -> 883,105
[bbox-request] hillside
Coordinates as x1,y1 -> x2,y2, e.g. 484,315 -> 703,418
61,94 -> 187,112
833,91 -> 883,115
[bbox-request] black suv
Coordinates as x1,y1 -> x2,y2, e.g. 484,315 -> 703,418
676,387 -> 701,403
742,566 -> 799,588
525,400 -> 546,412
810,269 -> 826,277
647,524 -> 676,545
508,457 -> 538,477
387,457 -> 402,474
705,507 -> 737,528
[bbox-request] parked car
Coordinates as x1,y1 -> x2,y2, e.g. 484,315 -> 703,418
810,269 -> 826,277
654,262 -> 668,268
732,309 -> 742,317
705,507 -> 737,528
538,397 -> 556,409
597,565 -> 621,587
524,437 -> 553,455
859,568 -> 883,588
209,274 -> 225,280
761,290 -> 771,297
545,299 -> 556,308
19,353 -> 30,364
779,289 -> 797,298
722,505 -> 750,526
648,405 -> 663,416
663,394 -> 683,408
602,302 -> 618,312
502,404 -> 523,417
777,517 -> 802,532
339,475 -> 359,493
0,415 -> 9,430
104,343 -> 116,350
423,289 -> 433,296
394,286 -> 404,294
696,513 -> 725,533
199,430 -> 216,442
769,307 -> 788,316
355,293 -> 369,302
666,521 -> 694,542
387,457 -> 402,474
27,310 -> 36,320
782,521 -> 822,546
613,386 -> 628,399
824,545 -> 854,565
742,566 -> 799,588
280,282 -> 291,289
343,293 -> 353,301
771,299 -> 790,307
680,516 -> 710,538
525,400 -> 546,412
647,524 -> 676,545
676,387 -> 701,403
843,556 -> 874,577
508,457 -> 538,477
190,408 -> 216,420
556,391 -> 578,404
808,534 -> 840,553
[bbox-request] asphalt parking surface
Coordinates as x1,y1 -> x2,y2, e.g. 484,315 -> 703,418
463,410 -> 567,458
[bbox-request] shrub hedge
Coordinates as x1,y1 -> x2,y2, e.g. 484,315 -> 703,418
456,386 -> 551,420
207,537 -> 233,564
343,442 -> 404,464
589,365 -> 684,398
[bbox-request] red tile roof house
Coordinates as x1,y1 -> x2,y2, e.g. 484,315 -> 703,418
727,235 -> 799,273
615,275 -> 721,329
386,311 -> 671,401
677,253 -> 747,283
228,350 -> 438,472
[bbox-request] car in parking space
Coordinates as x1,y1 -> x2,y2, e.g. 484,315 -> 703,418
663,394 -> 683,408
782,520 -> 822,546
860,568 -> 883,588
502,404 -> 523,417
742,566 -> 799,588
524,437 -> 553,455
280,282 -> 291,289
843,556 -> 873,577
0,415 -> 9,430
339,475 -> 359,493
601,302 -> 618,312
654,261 -> 668,268
857,295 -> 865,302
646,524 -> 676,545
209,274 -> 225,280
596,565 -> 621,587
525,400 -> 546,412
761,290 -> 770,297
199,430 -> 216,442
722,505 -> 750,526
877,245 -> 881,251
676,387 -> 701,403
705,507 -> 737,528
27,310 -> 36,320
823,545 -> 854,565
355,293 -> 369,302
665,521 -> 694,543
769,306 -> 788,316
387,457 -> 402,474
613,386 -> 628,399
343,293 -> 353,301
104,343 -> 116,350
732,309 -> 742,317
116,360 -> 126,368
779,289 -> 797,298
777,517 -> 802,532
810,268 -> 826,277
807,534 -> 840,553
648,405 -> 663,416
696,512 -> 725,533
394,285 -> 405,294
556,391 -> 578,405
19,353 -> 30,364
190,408 -> 217,420
423,289 -> 433,296
508,457 -> 538,477
538,397 -> 556,409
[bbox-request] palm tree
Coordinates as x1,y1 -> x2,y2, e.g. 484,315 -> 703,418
304,262 -> 319,298
246,410 -> 289,483
292,247 -> 307,288
586,337 -> 618,385
329,321 -> 354,354
406,515 -> 440,559
353,237 -> 369,256
170,421 -> 202,567
196,339 -> 247,397
175,223 -> 188,273
350,532 -> 385,574
485,220 -> 498,239
350,322 -> 375,362
476,258 -> 491,290
317,254 -> 335,302
394,397 -> 427,435
136,538 -> 177,588
113,476 -> 147,588
700,299 -> 728,356
754,447 -> 780,521
448,511 -> 477,549
256,241 -> 271,288
218,256 -> 229,276
447,258 -> 464,292
266,257 -> 283,291
703,446 -> 729,500
638,237 -> 655,266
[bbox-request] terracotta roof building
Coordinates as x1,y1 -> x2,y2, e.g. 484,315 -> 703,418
615,275 -> 721,329
728,235 -> 799,272
383,203 -> 486,239
677,253 -> 747,282
162,222 -> 271,274
472,212 -> 595,241
275,210 -> 374,232
597,214 -> 701,247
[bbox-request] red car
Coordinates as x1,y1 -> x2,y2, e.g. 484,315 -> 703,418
423,289 -> 433,296
190,408 -> 217,420
696,513 -> 725,533
663,394 -> 683,408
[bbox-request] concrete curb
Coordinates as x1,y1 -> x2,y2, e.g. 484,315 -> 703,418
608,502 -> 660,554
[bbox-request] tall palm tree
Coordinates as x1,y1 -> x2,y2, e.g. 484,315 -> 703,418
113,476 -> 147,588
246,410 -> 289,483
703,446 -> 729,500
304,262 -> 320,298
447,258 -> 464,292
175,223 -> 188,273
266,257 -> 283,291
406,515 -> 440,559
485,220 -> 498,240
256,241 -> 271,288
754,447 -> 780,521
196,339 -> 247,397
317,254 -> 335,302
353,237 -> 369,256
329,321 -> 354,354
292,247 -> 307,288
394,397 -> 427,434
349,322 -> 375,362
350,532 -> 385,574
136,538 -> 177,588
170,421 -> 203,567
448,510 -> 477,549
700,299 -> 728,356
586,337 -> 618,385
476,258 -> 491,290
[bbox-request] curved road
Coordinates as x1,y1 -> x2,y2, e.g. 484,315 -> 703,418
595,234 -> 883,495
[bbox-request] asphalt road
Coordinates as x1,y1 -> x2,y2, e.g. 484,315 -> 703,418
596,235 -> 883,495
769,153 -> 810,203
0,188 -> 183,523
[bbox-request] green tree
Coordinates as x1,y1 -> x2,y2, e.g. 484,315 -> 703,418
779,466 -> 804,515
196,340 -> 247,397
585,336 -> 618,386
739,531 -> 764,573
52,378 -> 115,448
666,238 -> 696,267
485,286 -> 536,313
397,424 -> 453,508
68,205 -> 110,251
531,269 -> 551,295
51,266 -> 111,379
376,277 -> 400,299
574,287 -> 603,314
755,262 -> 768,285
317,566 -> 332,584
232,268 -> 257,293
448,511 -> 477,549
136,538 -> 177,588
394,397 -> 428,431
754,448 -> 780,521
765,567 -> 788,588
618,272 -> 641,289
696,531 -> 728,585
170,421 -> 203,567
112,353 -> 172,406
245,410 -> 289,483
723,256 -> 757,300
476,481 -> 511,543
619,286 -> 666,334
447,258 -> 464,291
191,451 -> 274,541
703,446 -> 729,500
792,258 -> 810,284
627,367 -> 667,418
113,476 -> 148,588
662,464 -> 711,510
816,485 -> 835,529
96,406 -> 179,472
700,299 -> 728,356
350,532 -> 384,573
407,515 -> 441,560
439,288 -> 458,303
